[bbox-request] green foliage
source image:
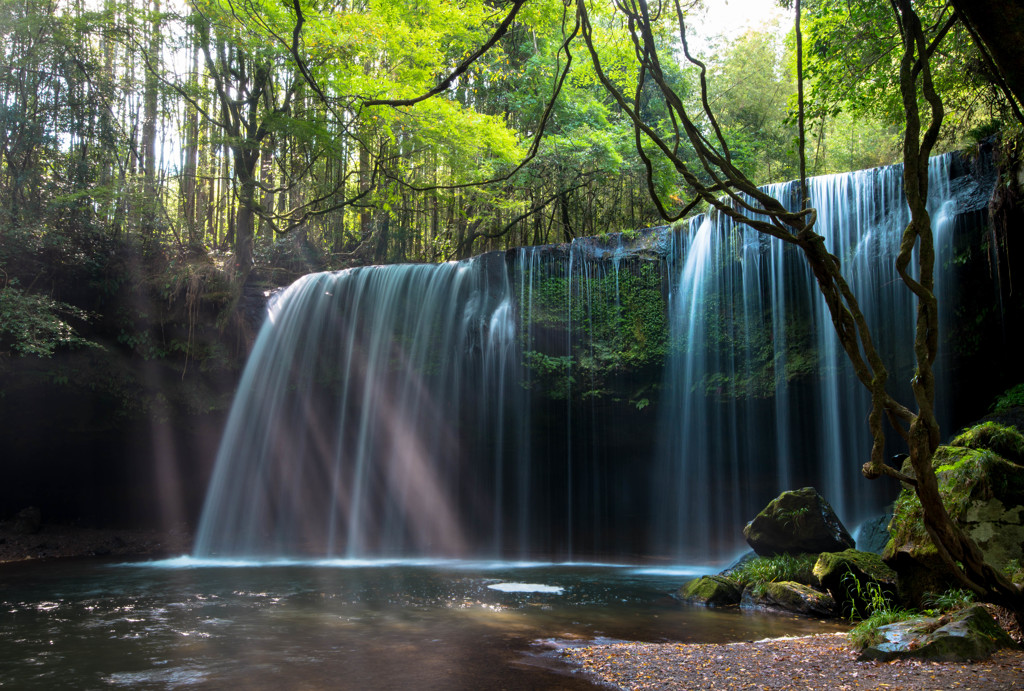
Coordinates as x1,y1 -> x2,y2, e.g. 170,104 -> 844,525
727,553 -> 818,596
992,383 -> 1024,413
847,586 -> 976,648
922,588 -> 976,612
848,607 -> 916,648
950,421 -> 1024,463
779,506 -> 811,529
841,567 -> 897,620
1004,559 -> 1024,585
519,255 -> 668,401
706,24 -> 799,184
0,280 -> 94,357
801,0 -> 1010,167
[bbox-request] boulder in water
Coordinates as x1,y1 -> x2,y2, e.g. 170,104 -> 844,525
677,575 -> 743,607
750,581 -> 837,618
857,605 -> 1015,662
743,487 -> 854,556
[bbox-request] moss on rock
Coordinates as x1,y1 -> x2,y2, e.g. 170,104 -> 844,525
760,581 -> 838,618
885,422 -> 1024,605
857,605 -> 1015,662
950,421 -> 1024,464
678,575 -> 743,607
743,487 -> 855,556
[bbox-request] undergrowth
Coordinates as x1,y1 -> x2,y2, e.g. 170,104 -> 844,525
726,553 -> 817,596
847,585 -> 977,649
992,383 -> 1024,413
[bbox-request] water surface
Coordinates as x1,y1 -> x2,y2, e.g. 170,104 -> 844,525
0,558 -> 848,689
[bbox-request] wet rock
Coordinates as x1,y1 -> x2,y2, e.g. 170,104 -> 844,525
743,487 -> 854,556
858,605 -> 1015,662
677,575 -> 743,607
813,549 -> 898,617
14,507 -> 41,535
759,581 -> 837,618
855,513 -> 892,554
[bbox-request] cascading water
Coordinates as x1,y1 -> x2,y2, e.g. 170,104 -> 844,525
194,253 -> 528,558
653,154 -> 957,561
195,152 -> 977,563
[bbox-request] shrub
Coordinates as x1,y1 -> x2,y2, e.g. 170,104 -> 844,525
726,553 -> 818,595
992,383 -> 1024,413
923,588 -> 975,612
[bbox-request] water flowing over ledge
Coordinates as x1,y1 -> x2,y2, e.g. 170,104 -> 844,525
194,151 -> 997,564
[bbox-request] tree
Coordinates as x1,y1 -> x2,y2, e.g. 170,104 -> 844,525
571,0 -> 1024,615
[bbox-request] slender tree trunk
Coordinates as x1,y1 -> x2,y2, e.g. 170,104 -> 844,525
142,0 -> 161,236
182,33 -> 200,244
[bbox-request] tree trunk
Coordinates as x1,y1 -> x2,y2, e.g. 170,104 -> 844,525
232,146 -> 259,284
182,31 -> 200,244
142,0 -> 161,235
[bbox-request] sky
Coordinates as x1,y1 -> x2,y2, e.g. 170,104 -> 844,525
694,0 -> 789,41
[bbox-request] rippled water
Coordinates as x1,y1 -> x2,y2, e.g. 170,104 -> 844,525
0,559 -> 847,689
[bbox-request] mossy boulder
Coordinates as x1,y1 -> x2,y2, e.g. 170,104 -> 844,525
677,575 -> 743,607
743,487 -> 854,556
950,421 -> 1024,464
756,581 -> 837,618
857,605 -> 1015,662
813,549 -> 898,617
885,423 -> 1024,605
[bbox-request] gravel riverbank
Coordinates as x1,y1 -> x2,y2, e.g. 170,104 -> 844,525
562,633 -> 1024,690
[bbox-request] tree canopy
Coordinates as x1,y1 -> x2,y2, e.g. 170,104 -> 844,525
3,0 -> 1013,283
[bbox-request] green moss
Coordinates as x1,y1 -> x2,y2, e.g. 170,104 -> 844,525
815,549 -> 897,585
991,383 -> 1024,414
950,421 -> 1024,463
678,575 -> 742,606
849,609 -> 920,648
518,258 -> 668,401
887,423 -> 1024,569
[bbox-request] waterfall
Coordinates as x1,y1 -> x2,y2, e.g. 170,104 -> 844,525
194,253 -> 527,558
195,153 -> 972,563
653,154 -> 958,561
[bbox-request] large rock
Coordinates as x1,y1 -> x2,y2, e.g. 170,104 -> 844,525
858,605 -> 1015,662
677,575 -> 743,607
813,549 -> 898,617
743,487 -> 854,556
885,423 -> 1024,605
855,513 -> 892,554
754,581 -> 837,618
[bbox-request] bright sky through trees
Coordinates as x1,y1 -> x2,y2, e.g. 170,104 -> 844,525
697,0 -> 787,40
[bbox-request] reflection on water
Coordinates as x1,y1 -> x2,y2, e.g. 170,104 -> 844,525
0,559 -> 847,689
